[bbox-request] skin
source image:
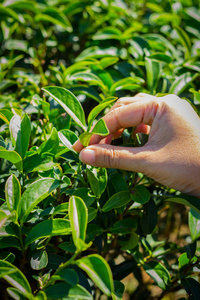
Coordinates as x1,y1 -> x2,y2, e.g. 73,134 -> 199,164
73,93 -> 200,197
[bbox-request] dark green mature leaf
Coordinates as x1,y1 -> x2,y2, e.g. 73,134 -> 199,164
5,174 -> 21,214
119,233 -> 139,250
181,277 -> 200,300
110,219 -> 137,234
69,196 -> 88,249
167,195 -> 200,214
25,219 -> 71,246
76,254 -> 114,296
42,87 -> 86,131
144,261 -> 170,290
45,282 -> 92,299
140,198 -> 157,235
19,178 -> 62,223
56,268 -> 79,286
0,147 -> 23,172
102,191 -> 131,212
148,53 -> 172,63
0,260 -> 33,298
189,208 -> 200,241
35,8 -> 72,32
132,185 -> 150,204
87,167 -> 107,198
9,114 -> 31,159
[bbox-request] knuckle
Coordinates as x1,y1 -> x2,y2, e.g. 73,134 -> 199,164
104,146 -> 119,168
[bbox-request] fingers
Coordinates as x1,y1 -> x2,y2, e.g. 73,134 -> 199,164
79,143 -> 153,173
73,94 -> 156,152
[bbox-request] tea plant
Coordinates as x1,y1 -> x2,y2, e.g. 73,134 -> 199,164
0,0 -> 200,299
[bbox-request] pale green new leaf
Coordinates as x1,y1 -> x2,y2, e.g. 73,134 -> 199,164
0,147 -> 23,172
102,191 -> 131,212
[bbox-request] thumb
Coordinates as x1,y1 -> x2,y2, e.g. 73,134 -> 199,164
79,144 -> 154,173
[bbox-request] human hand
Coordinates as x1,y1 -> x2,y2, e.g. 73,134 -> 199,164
73,93 -> 200,197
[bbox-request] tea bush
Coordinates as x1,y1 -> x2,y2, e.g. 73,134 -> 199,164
0,0 -> 200,299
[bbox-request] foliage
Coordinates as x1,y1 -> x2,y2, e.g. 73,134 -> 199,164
0,0 -> 200,299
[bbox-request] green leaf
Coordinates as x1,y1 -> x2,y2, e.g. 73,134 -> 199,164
45,282 -> 93,299
0,4 -> 23,23
42,87 -> 86,131
110,219 -> 137,234
174,26 -> 191,60
178,253 -> 190,271
0,210 -> 9,229
189,208 -> 200,241
145,57 -> 161,93
167,195 -> 200,214
35,291 -> 47,300
35,8 -> 72,32
5,174 -> 21,214
9,114 -> 31,159
56,268 -> 79,285
79,132 -> 93,147
144,261 -> 171,290
91,119 -> 109,136
110,77 -> 144,95
132,185 -> 150,204
69,71 -> 106,90
148,53 -> 172,64
100,57 -> 119,69
30,250 -> 48,270
0,147 -> 23,172
150,12 -> 181,26
58,129 -> 78,152
19,178 -> 62,223
169,73 -> 198,95
181,277 -> 200,300
140,198 -> 157,235
7,287 -> 26,300
0,260 -> 33,298
102,191 -> 131,212
87,167 -> 107,198
69,196 -> 88,249
88,98 -> 116,130
119,233 -> 139,250
76,254 -> 114,296
93,26 -> 122,40
38,127 -> 59,156
25,219 -> 71,246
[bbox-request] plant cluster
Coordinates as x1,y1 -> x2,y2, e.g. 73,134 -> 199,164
0,0 -> 200,299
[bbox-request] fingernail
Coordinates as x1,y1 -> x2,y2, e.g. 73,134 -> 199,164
79,148 -> 96,165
